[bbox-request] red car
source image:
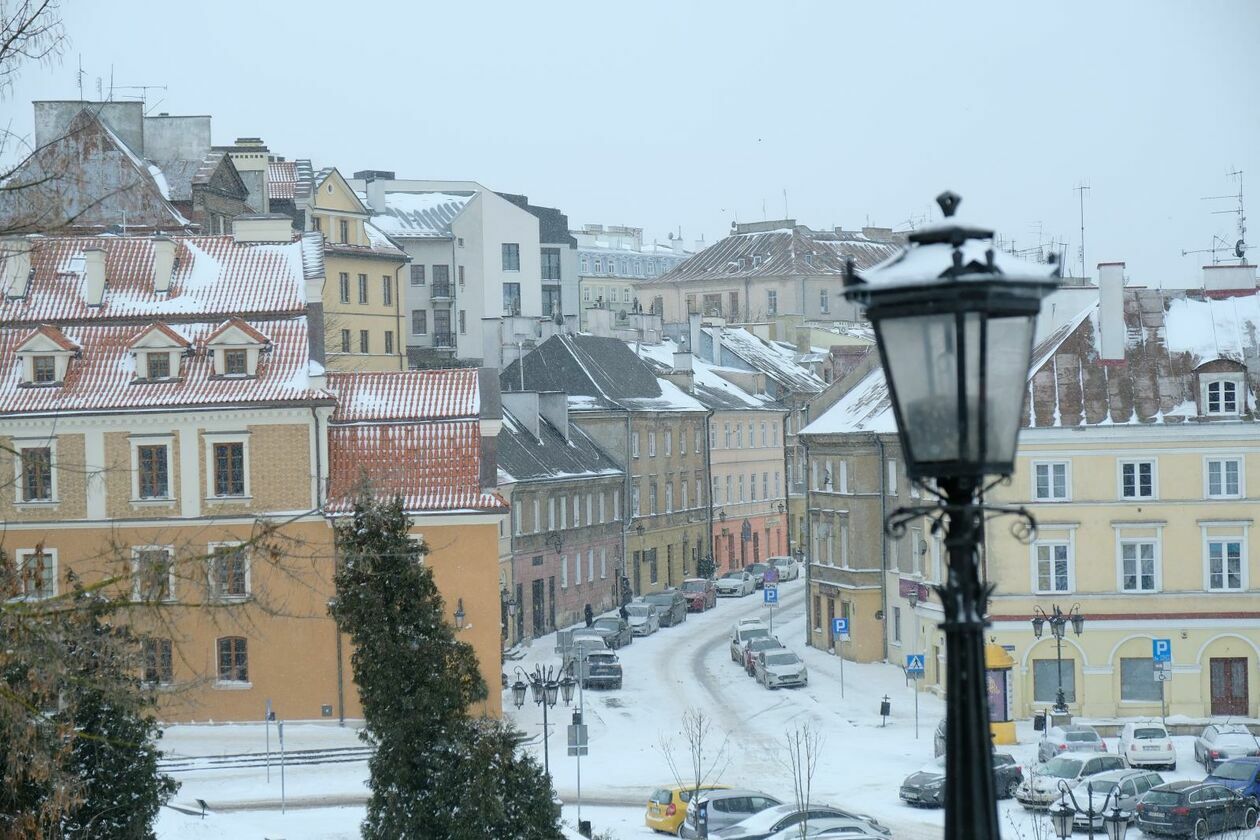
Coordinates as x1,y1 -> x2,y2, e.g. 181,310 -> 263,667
680,578 -> 717,612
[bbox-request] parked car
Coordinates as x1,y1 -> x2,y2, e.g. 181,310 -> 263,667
744,563 -> 771,589
580,650 -> 622,690
1195,723 -> 1260,772
1119,722 -> 1177,770
1135,780 -> 1258,839
715,569 -> 757,597
743,636 -> 785,675
900,753 -> 1024,806
763,822 -> 888,839
730,625 -> 772,663
709,803 -> 889,840
646,784 -> 729,835
1050,769 -> 1164,832
766,556 -> 801,581
754,649 -> 808,689
561,635 -> 609,672
625,603 -> 660,636
681,578 -> 718,612
591,615 -> 633,648
1015,752 -> 1126,809
1207,757 -> 1260,802
1038,724 -> 1108,763
679,789 -> 781,838
641,591 -> 688,627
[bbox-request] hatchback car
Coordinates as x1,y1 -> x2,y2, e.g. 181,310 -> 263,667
642,590 -> 688,627
744,563 -> 771,589
1038,724 -> 1108,763
1195,723 -> 1260,772
709,803 -> 889,840
730,625 -> 772,663
1207,757 -> 1260,802
1119,722 -> 1177,770
900,753 -> 1024,806
762,820 -> 888,839
646,784 -> 730,835
1016,752 -> 1126,809
591,615 -> 633,648
1050,769 -> 1164,832
679,789 -> 781,838
754,650 -> 808,689
743,636 -> 785,675
766,556 -> 801,581
1135,780 -> 1258,839
561,635 -> 609,672
625,602 -> 660,637
715,569 -> 756,597
681,578 -> 718,612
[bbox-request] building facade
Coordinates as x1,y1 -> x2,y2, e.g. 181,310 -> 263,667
574,224 -> 694,329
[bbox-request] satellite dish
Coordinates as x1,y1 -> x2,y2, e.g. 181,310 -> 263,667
1237,239 -> 1247,259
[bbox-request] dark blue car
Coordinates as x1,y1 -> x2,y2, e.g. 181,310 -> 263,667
1207,757 -> 1260,801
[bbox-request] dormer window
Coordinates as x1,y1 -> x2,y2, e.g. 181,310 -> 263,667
146,352 -> 171,380
32,356 -> 56,383
1206,379 -> 1239,414
1199,369 -> 1246,417
128,323 -> 189,384
15,325 -> 78,386
206,318 -> 269,378
224,350 -> 247,376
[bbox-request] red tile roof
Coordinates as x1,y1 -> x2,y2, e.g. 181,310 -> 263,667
327,421 -> 505,513
268,161 -> 297,200
325,369 -> 479,422
206,317 -> 271,345
17,323 -> 80,352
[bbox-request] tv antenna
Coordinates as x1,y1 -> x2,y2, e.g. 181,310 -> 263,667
115,84 -> 168,112
1184,170 -> 1249,265
1074,181 -> 1090,280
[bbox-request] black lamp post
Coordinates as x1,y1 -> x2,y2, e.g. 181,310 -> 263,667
1049,779 -> 1130,840
1032,604 -> 1083,714
843,191 -> 1059,840
510,663 -> 573,778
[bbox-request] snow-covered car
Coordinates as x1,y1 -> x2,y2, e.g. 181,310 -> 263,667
761,818 -> 891,838
1195,723 -> 1260,772
743,636 -> 785,675
1016,752 -> 1125,809
1118,721 -> 1176,770
1049,769 -> 1163,832
709,803 -> 889,840
1038,724 -> 1107,762
715,569 -> 756,597
624,603 -> 660,636
580,650 -> 622,690
744,562 -> 771,589
681,577 -> 717,612
766,556 -> 800,581
730,625 -> 771,663
900,753 -> 1023,806
754,650 -> 808,689
591,615 -> 633,648
561,635 -> 609,672
640,591 -> 688,627
680,789 -> 781,838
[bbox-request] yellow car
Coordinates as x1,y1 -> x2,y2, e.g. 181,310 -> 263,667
645,784 -> 730,834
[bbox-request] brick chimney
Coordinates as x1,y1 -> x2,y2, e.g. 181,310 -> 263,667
151,235 -> 175,294
83,247 -> 106,306
1,239 -> 32,299
1097,261 -> 1125,363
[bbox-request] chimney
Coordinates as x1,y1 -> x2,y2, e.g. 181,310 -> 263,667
673,351 -> 693,371
233,213 -> 294,244
1,239 -> 32,299
478,368 -> 502,491
365,178 -> 387,215
83,247 -> 106,306
151,235 -> 175,294
795,325 -> 812,354
538,391 -> 570,442
1202,264 -> 1257,295
1097,261 -> 1126,362
712,326 -> 724,366
501,391 -> 541,440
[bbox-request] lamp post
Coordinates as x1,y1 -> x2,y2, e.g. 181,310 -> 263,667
510,664 -> 576,778
1032,604 -> 1083,714
842,191 -> 1059,840
1049,779 -> 1130,840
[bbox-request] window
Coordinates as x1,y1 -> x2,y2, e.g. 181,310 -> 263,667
587,549 -> 594,582
665,483 -> 673,513
631,485 -> 641,516
412,310 -> 427,335
137,444 -> 169,498
648,432 -> 657,457
1119,540 -> 1158,592
838,460 -> 848,494
32,355 -> 57,383
217,637 -> 248,684
767,290 -> 777,315
143,638 -> 173,685
738,475 -> 745,502
548,498 -> 556,530
560,555 -> 568,588
542,248 -> 561,280
598,493 -> 606,523
340,329 -> 351,353
20,446 -> 53,501
1033,658 -> 1075,703
382,276 -> 393,306
600,547 -> 607,579
502,243 -> 520,271
224,349 -> 247,376
696,428 -> 702,453
146,352 -> 171,380
339,219 -> 349,243
1034,541 -> 1072,593
680,428 -> 687,455
1120,460 -> 1155,499
15,548 -> 55,599
893,607 -> 902,644
649,483 -> 658,515
725,475 -> 732,504
665,430 -> 672,457
503,282 -> 521,314
613,489 -> 620,520
1206,539 -> 1244,591
559,497 -> 568,529
761,422 -> 767,447
1120,658 -> 1162,702
648,549 -> 658,584
571,494 -> 580,528
724,423 -> 731,448
681,481 -> 689,509
359,330 -> 370,354
763,472 -> 769,499
1033,462 -> 1070,501
583,287 -> 591,302
819,288 -> 829,313
749,472 -> 757,501
735,424 -> 742,448
339,272 -> 350,303
458,265 -> 465,285
513,504 -> 521,535
384,331 -> 394,355
1206,457 -> 1243,498
212,442 -> 245,497
433,264 -> 450,286
209,544 -> 249,599
133,547 -> 174,601
457,310 -> 466,335
1204,378 -> 1240,415
631,432 -> 640,458
580,255 -> 589,273
410,265 -> 426,285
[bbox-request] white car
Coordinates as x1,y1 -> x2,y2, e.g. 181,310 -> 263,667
715,569 -> 756,597
766,556 -> 801,581
624,603 -> 660,636
730,624 -> 772,663
1118,722 -> 1176,770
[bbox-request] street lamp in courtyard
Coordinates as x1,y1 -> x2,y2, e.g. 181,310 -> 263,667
843,191 -> 1060,840
510,663 -> 575,778
1032,603 -> 1084,714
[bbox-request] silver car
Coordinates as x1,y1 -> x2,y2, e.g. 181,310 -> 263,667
1195,723 -> 1260,772
624,603 -> 660,636
1038,724 -> 1107,763
730,625 -> 771,662
715,569 -> 756,597
680,789 -> 781,838
754,650 -> 808,689
1049,768 -> 1163,832
766,556 -> 800,581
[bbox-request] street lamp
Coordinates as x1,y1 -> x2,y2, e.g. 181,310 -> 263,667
843,191 -> 1059,840
511,664 -> 566,778
1031,604 -> 1083,714
1049,779 -> 1130,840
454,598 -> 466,630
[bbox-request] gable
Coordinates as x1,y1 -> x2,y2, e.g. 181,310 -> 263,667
129,322 -> 191,350
202,153 -> 249,200
313,168 -> 368,215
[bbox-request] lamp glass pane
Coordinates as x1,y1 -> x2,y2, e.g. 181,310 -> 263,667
544,681 -> 559,706
530,679 -> 543,704
982,314 -> 1036,466
1050,807 -> 1075,839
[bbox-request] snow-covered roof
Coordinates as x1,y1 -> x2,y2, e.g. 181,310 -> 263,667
267,160 -> 297,200
497,409 -> 624,484
705,327 -> 827,395
631,338 -> 783,412
325,369 -> 480,423
369,191 -> 475,238
799,367 -> 895,436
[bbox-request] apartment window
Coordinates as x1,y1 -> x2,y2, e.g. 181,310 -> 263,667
723,423 -> 731,448
613,489 -> 620,520
560,497 -> 568,529
749,473 -> 757,501
133,547 -> 174,602
681,481 -> 689,509
217,637 -> 249,684
886,459 -> 898,495
33,355 -> 57,383
587,549 -> 594,582
600,547 -> 607,579
224,349 -> 247,376
512,504 -> 522,535
1120,658 -> 1162,702
502,243 -> 521,271
1204,377 -> 1241,415
433,264 -> 450,286
339,219 -> 349,243
146,352 -> 171,380
1033,461 -> 1070,501
774,472 -> 780,498
459,311 -> 467,334
412,310 -> 427,335
1033,659 -> 1075,703
767,290 -> 777,315
819,288 -> 829,313
649,483 -> 658,515
542,247 -> 561,280
695,427 -> 702,453
15,548 -> 55,599
838,460 -> 848,494
560,555 -> 568,588
532,498 -> 540,532
339,272 -> 350,303
1206,539 -> 1244,591
410,264 -> 426,285
631,432 -> 640,459
738,475 -> 745,502
725,475 -> 732,504
695,476 -> 702,508
1119,540 -> 1159,592
571,494 -> 581,528
1206,457 -> 1243,498
648,431 -> 657,457
631,484 -> 641,516
580,255 -> 589,273
665,483 -> 673,513
137,444 -> 169,498
548,498 -> 556,530
458,265 -> 465,285
680,427 -> 687,455
382,276 -> 393,306
648,549 -> 658,584
598,493 -> 606,523
893,607 -> 902,644
1034,541 -> 1072,593
143,638 -> 174,685
212,442 -> 245,497
1120,460 -> 1155,499
735,424 -> 743,448
384,331 -> 394,355
359,330 -> 370,354
210,544 -> 249,599
761,422 -> 767,447
665,430 -> 672,457
340,329 -> 351,353
503,282 -> 521,314
357,273 -> 368,304
20,446 -> 53,501
762,472 -> 769,499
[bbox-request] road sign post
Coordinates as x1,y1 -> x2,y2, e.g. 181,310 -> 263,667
277,720 -> 286,815
906,654 -> 926,740
1152,640 -> 1172,726
832,617 -> 850,698
764,583 -> 778,634
265,699 -> 272,783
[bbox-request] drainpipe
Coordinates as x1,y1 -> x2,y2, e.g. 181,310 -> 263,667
313,406 -> 344,724
802,437 -> 812,649
394,263 -> 405,370
703,408 -> 715,574
876,433 -> 889,660
623,409 -> 634,600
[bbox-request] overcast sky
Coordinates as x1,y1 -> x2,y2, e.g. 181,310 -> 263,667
6,0 -> 1259,283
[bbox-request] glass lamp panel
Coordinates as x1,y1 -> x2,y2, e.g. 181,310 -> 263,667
982,314 -> 1036,468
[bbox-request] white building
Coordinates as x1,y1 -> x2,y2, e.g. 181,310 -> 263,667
575,224 -> 697,329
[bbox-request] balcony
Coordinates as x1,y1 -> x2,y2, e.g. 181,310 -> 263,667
432,332 -> 455,350
430,281 -> 453,302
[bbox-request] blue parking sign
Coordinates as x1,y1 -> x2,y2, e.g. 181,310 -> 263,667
1152,638 -> 1172,663
763,585 -> 778,605
832,617 -> 849,637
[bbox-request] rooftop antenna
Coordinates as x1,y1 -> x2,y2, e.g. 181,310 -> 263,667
115,84 -> 169,109
1074,181 -> 1090,280
783,188 -> 789,219
1184,170 -> 1249,265
76,54 -> 84,101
